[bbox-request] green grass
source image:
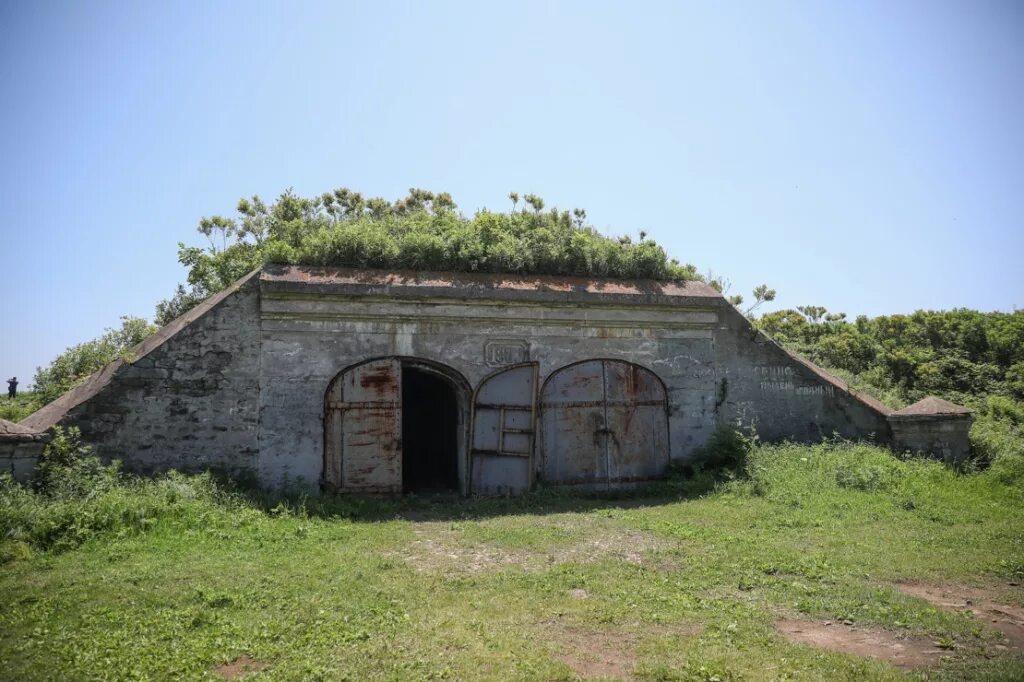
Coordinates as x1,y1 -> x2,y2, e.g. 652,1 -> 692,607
0,391 -> 39,422
2,441 -> 1023,681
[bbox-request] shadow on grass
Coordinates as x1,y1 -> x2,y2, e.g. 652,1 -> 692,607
212,469 -> 731,524
207,426 -> 753,523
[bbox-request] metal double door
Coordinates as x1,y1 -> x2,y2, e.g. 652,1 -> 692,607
540,359 -> 669,487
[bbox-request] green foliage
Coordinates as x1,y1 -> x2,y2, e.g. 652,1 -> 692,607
32,316 -> 157,404
0,391 -> 40,422
705,274 -> 775,318
1,439 -> 234,553
156,187 -> 700,322
687,426 -> 756,476
758,306 -> 1024,402
970,397 -> 1024,486
33,427 -> 119,499
758,305 -> 1024,478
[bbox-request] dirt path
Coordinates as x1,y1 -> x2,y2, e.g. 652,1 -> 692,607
776,619 -> 948,669
775,581 -> 1024,671
896,582 -> 1024,651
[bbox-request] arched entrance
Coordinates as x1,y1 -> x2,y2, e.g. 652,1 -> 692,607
323,357 -> 469,495
540,359 -> 670,488
401,365 -> 459,493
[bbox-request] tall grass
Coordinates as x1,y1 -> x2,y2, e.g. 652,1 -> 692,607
4,425 -> 1021,565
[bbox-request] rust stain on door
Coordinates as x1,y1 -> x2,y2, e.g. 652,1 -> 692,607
541,360 -> 669,487
324,358 -> 402,494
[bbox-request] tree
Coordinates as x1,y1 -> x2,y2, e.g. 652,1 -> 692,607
705,273 -> 776,318
33,316 -> 157,404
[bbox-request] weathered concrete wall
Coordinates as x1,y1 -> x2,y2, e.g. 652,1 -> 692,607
255,270 -> 894,491
256,291 -> 722,489
28,277 -> 262,476
0,439 -> 45,483
890,415 -> 973,463
19,266 -> 937,493
710,305 -> 894,444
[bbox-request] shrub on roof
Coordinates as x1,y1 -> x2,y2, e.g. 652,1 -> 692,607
155,188 -> 699,325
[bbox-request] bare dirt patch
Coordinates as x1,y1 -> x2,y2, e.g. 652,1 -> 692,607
896,582 -> 1024,651
550,626 -> 639,680
544,621 -> 701,681
399,521 -> 669,574
214,654 -> 270,679
776,619 -> 947,669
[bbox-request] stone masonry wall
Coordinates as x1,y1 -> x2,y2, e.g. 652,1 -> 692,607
18,268 -> 902,492
51,279 -> 261,476
0,440 -> 45,483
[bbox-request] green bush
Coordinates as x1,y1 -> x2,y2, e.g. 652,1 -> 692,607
156,187 -> 701,324
970,413 -> 1024,486
757,307 -> 1024,406
672,426 -> 755,482
0,391 -> 40,422
1,429 -> 247,553
983,395 -> 1024,424
32,317 -> 157,404
32,426 -> 120,499
1,470 -> 233,553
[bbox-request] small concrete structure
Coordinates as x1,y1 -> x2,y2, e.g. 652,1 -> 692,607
0,419 -> 47,483
13,265 -> 973,493
889,397 -> 973,463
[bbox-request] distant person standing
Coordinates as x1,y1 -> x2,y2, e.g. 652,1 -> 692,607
6,377 -> 17,399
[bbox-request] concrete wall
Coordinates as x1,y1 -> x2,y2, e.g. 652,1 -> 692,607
255,282 -> 893,491
710,305 -> 893,444
54,278 -> 262,476
23,268 -> 909,493
890,416 -> 973,464
256,290 -> 723,489
0,439 -> 45,483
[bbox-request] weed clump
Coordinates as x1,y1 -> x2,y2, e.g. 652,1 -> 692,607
0,427 -> 240,554
668,426 -> 755,491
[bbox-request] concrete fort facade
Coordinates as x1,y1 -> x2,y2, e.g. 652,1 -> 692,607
9,266 -> 969,493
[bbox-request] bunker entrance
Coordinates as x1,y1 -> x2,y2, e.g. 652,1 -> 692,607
540,360 -> 669,488
323,358 -> 468,496
401,367 -> 459,494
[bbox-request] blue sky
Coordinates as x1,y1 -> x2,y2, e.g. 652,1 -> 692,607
1,0 -> 1022,387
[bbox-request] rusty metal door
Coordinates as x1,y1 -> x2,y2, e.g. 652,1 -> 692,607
323,358 -> 403,494
540,360 -> 669,487
470,362 -> 538,494
603,361 -> 670,481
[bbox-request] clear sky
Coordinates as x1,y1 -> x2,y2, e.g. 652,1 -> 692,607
1,0 -> 1022,388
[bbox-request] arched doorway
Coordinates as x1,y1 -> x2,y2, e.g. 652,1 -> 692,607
469,362 -> 539,495
540,359 -> 669,488
323,357 -> 469,495
401,365 -> 459,493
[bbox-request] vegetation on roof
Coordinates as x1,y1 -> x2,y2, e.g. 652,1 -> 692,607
155,187 -> 701,325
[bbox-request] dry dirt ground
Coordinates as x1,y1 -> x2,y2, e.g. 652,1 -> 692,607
896,582 -> 1024,651
214,654 -> 270,680
775,582 -> 1024,671
775,619 -> 949,670
544,620 -> 703,681
398,518 -> 670,575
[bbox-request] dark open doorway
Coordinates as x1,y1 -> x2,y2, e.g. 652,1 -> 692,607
401,367 -> 459,494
